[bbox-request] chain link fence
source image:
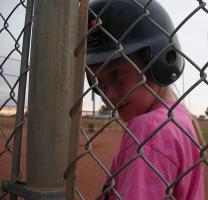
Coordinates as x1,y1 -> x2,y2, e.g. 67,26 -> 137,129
0,0 -> 33,199
0,0 -> 208,200
65,0 -> 208,199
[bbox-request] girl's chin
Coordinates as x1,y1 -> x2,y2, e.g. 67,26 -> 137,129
119,114 -> 132,122
117,104 -> 131,121
118,111 -> 133,122
118,108 -> 141,122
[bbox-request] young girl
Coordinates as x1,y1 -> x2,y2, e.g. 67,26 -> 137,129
87,0 -> 206,199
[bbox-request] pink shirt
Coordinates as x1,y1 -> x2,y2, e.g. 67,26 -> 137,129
103,101 -> 205,200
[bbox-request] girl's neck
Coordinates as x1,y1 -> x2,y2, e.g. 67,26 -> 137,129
162,87 -> 178,101
152,87 -> 178,109
146,86 -> 177,113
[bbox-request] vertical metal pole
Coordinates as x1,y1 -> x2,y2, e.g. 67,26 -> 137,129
10,0 -> 34,199
65,0 -> 89,199
93,99 -> 96,117
92,91 -> 95,117
27,0 -> 79,199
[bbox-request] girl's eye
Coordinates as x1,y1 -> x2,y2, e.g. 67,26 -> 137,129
110,69 -> 124,79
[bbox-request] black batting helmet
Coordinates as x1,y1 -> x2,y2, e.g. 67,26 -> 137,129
87,0 -> 184,88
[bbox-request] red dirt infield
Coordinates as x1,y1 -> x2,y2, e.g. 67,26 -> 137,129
0,117 -> 207,199
0,117 -> 122,199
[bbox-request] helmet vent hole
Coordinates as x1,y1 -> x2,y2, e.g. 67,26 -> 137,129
166,50 -> 177,64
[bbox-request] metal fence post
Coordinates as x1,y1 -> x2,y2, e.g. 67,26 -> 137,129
9,0 -> 34,199
64,0 -> 89,199
26,0 -> 79,199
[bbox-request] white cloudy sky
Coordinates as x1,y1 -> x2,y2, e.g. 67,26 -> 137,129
0,0 -> 208,116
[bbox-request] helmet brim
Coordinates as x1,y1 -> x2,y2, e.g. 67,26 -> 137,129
86,35 -> 168,66
86,41 -> 148,66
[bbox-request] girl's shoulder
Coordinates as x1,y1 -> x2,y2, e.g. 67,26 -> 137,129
122,100 -> 196,152
119,100 -> 200,168
127,100 -> 191,136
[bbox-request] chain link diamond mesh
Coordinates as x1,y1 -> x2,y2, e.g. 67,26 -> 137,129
65,0 -> 208,199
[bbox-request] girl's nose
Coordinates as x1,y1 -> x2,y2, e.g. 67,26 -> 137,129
104,85 -> 118,104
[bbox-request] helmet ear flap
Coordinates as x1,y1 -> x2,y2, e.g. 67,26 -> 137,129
149,48 -> 184,86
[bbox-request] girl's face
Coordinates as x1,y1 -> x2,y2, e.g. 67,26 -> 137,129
92,56 -> 160,122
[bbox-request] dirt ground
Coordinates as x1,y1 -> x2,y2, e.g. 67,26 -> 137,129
0,117 -> 122,200
0,117 -> 207,199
